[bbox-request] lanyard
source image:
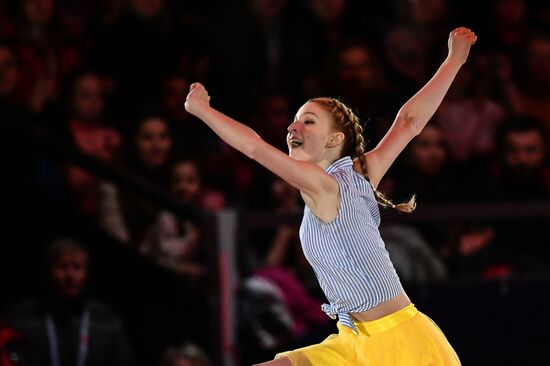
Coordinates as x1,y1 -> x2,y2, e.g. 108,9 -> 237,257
45,306 -> 90,366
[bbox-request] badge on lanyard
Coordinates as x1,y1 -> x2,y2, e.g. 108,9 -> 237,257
45,306 -> 90,366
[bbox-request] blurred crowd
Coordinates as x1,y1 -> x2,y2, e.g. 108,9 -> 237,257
1,0 -> 550,364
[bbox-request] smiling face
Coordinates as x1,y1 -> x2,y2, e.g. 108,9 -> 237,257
286,101 -> 344,165
136,117 -> 172,168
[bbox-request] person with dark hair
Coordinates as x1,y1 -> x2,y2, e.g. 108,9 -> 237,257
184,27 -> 477,365
491,115 -> 550,199
3,237 -> 136,366
63,71 -> 123,215
445,115 -> 550,278
139,157 -> 225,278
98,113 -> 174,246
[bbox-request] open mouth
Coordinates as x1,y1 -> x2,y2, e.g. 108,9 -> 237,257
289,138 -> 303,148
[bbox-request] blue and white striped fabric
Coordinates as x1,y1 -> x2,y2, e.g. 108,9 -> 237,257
300,156 -> 403,334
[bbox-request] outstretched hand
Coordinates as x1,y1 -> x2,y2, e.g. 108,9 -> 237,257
185,82 -> 211,117
447,27 -> 477,65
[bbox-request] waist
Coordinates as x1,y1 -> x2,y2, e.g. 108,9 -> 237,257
350,292 -> 411,322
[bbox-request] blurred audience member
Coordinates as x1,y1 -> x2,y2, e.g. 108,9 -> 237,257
140,158 -> 225,278
509,33 -> 550,141
0,0 -> 83,113
384,0 -> 451,95
328,41 -> 401,144
63,71 -> 122,215
379,124 -> 456,281
3,238 -> 136,366
435,55 -> 506,164
446,116 -> 550,277
99,113 -> 173,245
170,158 -> 225,212
382,124 -> 462,207
261,178 -> 311,284
484,0 -> 532,63
489,115 -> 550,199
243,177 -> 329,341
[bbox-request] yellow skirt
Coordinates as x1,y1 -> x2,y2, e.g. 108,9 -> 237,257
275,304 -> 460,365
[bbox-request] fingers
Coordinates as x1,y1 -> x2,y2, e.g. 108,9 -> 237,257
187,82 -> 211,103
450,27 -> 477,45
190,82 -> 203,91
189,82 -> 209,97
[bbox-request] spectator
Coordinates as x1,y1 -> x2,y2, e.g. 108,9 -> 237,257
98,113 -> 174,246
495,32 -> 550,142
304,0 -> 385,98
3,238 -> 136,366
0,0 -> 83,113
383,0 -> 452,95
434,55 -> 506,164
169,158 -> 225,213
489,115 -> 550,199
140,157 -> 225,278
242,177 -> 330,357
483,0 -> 533,63
510,33 -> 550,141
381,123 -> 463,205
63,71 -> 122,215
246,177 -> 313,288
446,116 -> 550,277
379,123 -> 455,281
328,41 -> 401,144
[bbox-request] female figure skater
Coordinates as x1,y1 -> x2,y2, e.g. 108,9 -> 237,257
185,27 -> 476,366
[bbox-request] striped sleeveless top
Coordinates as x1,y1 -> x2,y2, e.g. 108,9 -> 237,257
300,156 -> 404,333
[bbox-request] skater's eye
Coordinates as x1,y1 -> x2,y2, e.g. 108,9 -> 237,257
304,120 -> 314,125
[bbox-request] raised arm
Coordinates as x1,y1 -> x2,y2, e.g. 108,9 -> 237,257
184,84 -> 335,201
364,27 -> 477,188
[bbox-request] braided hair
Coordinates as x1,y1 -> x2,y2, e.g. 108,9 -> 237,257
309,97 -> 416,213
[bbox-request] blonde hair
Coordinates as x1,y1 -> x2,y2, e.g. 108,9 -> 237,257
309,97 -> 416,213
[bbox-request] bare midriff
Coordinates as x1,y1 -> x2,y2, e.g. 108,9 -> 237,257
350,292 -> 412,322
